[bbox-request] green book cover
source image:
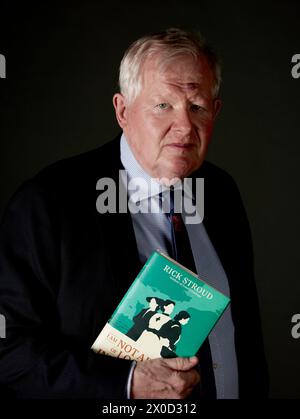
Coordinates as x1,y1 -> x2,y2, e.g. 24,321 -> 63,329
92,250 -> 230,362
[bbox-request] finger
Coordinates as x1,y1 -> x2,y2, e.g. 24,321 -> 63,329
190,368 -> 201,386
164,356 -> 199,372
183,384 -> 198,398
173,367 -> 200,389
169,370 -> 200,399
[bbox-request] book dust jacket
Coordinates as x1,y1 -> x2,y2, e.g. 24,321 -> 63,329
92,251 -> 230,361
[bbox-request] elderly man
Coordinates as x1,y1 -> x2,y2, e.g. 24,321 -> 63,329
0,28 -> 268,399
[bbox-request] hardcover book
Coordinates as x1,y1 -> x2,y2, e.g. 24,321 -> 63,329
91,250 -> 230,361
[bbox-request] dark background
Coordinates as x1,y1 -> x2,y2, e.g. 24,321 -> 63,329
1,0 -> 300,398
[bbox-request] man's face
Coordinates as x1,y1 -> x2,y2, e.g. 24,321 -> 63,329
114,53 -> 221,181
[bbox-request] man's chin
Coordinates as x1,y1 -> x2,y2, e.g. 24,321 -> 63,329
156,176 -> 182,186
152,158 -> 203,183
155,168 -> 196,185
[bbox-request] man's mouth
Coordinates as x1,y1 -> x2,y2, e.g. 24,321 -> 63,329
166,143 -> 195,149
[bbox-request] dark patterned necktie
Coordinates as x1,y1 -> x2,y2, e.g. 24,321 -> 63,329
167,188 -> 217,400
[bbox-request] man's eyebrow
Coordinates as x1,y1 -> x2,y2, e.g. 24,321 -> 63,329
150,93 -> 170,101
151,84 -> 206,101
167,81 -> 200,91
179,82 -> 200,90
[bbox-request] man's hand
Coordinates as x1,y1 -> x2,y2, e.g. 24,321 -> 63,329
131,356 -> 200,399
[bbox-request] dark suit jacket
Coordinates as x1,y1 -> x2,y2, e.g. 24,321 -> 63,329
0,134 -> 269,399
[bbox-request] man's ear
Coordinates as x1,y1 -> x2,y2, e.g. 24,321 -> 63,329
113,93 -> 128,129
213,99 -> 222,120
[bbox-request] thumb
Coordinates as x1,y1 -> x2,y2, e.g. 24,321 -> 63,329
164,356 -> 199,371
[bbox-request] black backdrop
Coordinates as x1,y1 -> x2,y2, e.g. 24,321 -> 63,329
1,0 -> 300,399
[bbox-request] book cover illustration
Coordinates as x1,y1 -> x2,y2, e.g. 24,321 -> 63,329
92,250 -> 230,361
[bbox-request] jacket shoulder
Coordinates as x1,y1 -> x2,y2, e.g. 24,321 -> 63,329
34,136 -> 121,185
2,136 -> 121,217
197,160 -> 242,200
200,160 -> 237,184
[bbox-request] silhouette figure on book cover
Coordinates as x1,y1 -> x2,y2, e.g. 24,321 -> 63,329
159,311 -> 191,358
126,297 -> 190,357
126,297 -> 164,341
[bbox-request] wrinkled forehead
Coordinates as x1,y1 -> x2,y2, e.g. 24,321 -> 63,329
141,52 -> 215,93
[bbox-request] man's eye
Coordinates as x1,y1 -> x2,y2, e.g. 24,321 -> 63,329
157,103 -> 169,110
191,104 -> 203,112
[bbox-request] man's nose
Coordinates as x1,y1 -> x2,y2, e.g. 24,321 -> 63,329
173,108 -> 193,136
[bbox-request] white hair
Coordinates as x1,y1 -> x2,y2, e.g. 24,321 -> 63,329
119,28 -> 222,104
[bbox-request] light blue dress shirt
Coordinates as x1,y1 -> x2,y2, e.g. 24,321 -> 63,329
120,133 -> 239,399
